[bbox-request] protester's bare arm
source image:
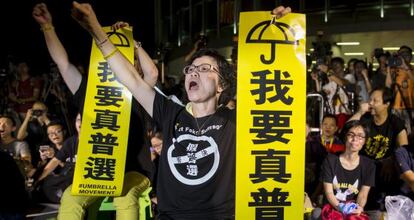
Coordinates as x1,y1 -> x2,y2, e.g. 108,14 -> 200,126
111,21 -> 158,87
38,157 -> 61,182
323,182 -> 341,210
347,102 -> 369,122
71,2 -> 155,116
401,170 -> 414,192
33,3 -> 82,94
355,185 -> 370,214
397,129 -> 409,147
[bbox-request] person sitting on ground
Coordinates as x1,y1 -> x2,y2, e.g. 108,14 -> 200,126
319,120 -> 375,219
34,114 -> 80,203
306,114 -> 345,205
347,87 -> 409,217
37,121 -> 66,168
0,115 -> 32,176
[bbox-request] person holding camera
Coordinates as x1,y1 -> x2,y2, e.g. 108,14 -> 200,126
184,33 -> 208,62
385,45 -> 414,136
317,57 -> 352,130
17,101 -> 51,167
370,49 -> 389,89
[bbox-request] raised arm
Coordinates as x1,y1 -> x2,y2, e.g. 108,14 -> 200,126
111,21 -> 158,87
347,102 -> 369,122
33,3 -> 82,94
71,1 -> 155,116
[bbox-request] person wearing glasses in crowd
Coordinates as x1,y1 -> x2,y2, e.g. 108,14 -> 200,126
319,120 -> 374,219
69,1 -> 290,218
347,87 -> 409,218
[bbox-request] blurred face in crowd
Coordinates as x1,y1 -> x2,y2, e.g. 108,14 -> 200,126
331,61 -> 344,75
47,124 -> 64,145
369,90 -> 389,116
32,102 -> 48,119
184,56 -> 223,103
398,48 -> 412,63
151,135 -> 163,155
0,117 -> 16,139
75,114 -> 81,134
354,61 -> 365,75
16,62 -> 29,76
345,126 -> 366,153
321,117 -> 337,138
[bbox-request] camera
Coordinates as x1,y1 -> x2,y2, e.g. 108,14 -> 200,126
374,48 -> 384,59
388,55 -> 402,68
32,109 -> 44,117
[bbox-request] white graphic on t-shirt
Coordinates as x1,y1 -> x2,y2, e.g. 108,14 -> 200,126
333,176 -> 359,201
167,134 -> 220,186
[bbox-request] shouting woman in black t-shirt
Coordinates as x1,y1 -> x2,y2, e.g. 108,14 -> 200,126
320,121 -> 375,219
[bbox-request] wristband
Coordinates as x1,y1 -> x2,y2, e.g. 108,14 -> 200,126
41,24 -> 54,32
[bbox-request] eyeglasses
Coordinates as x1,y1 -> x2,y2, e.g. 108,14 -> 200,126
346,132 -> 366,141
152,142 -> 162,149
183,63 -> 219,75
48,130 -> 63,137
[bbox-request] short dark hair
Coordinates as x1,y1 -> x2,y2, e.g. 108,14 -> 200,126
47,121 -> 64,130
354,59 -> 367,69
322,114 -> 337,125
0,115 -> 16,127
399,45 -> 413,54
370,87 -> 394,106
341,120 -> 369,143
186,48 -> 236,105
330,57 -> 344,66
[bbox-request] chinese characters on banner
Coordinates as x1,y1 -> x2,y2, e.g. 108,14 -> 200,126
236,12 -> 306,219
72,27 -> 134,196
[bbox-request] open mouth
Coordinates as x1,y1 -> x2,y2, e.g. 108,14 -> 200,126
189,81 -> 199,90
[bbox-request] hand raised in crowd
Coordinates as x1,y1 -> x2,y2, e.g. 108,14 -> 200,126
272,6 -> 292,19
361,68 -> 369,80
317,64 -> 329,73
357,102 -> 370,115
111,21 -> 129,31
71,1 -> 100,34
32,3 -> 52,26
25,109 -> 34,120
311,72 -> 319,81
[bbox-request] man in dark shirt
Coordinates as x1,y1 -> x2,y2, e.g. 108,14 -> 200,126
347,87 -> 409,215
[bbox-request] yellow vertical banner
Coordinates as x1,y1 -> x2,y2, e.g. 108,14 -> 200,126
236,12 -> 306,219
72,27 -> 134,196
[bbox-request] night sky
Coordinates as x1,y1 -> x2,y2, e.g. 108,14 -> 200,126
2,0 -> 155,75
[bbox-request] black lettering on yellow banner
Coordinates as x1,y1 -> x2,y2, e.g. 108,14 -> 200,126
72,27 -> 134,196
236,12 -> 306,219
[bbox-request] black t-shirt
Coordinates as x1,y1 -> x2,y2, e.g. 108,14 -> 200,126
322,154 -> 375,202
72,76 -> 153,178
152,93 -> 236,219
55,135 -> 78,164
359,113 -> 406,160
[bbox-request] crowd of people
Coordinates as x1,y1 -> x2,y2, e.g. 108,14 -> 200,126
0,2 -> 413,220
